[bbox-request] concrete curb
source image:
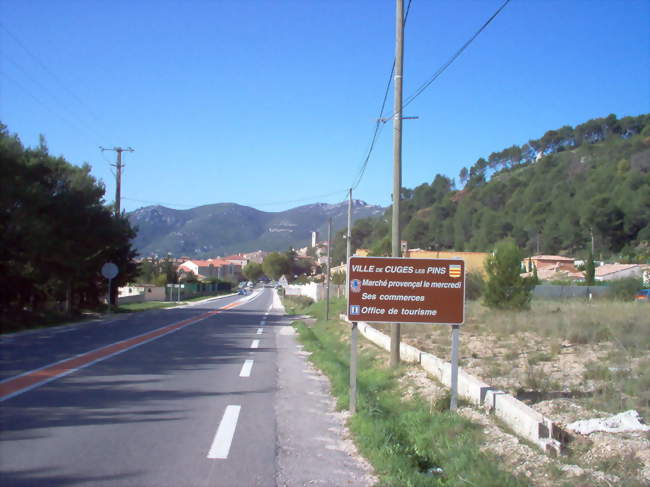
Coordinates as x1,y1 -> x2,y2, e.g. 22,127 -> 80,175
340,314 -> 563,455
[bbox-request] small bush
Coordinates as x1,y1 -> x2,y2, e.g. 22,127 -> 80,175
282,295 -> 315,314
465,271 -> 485,300
483,239 -> 534,310
607,277 -> 643,301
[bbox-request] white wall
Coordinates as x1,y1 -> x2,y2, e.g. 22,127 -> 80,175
284,283 -> 344,302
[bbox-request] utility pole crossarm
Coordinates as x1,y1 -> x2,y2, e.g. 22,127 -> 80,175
378,116 -> 419,124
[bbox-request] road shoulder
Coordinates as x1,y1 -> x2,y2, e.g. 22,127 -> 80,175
274,321 -> 377,487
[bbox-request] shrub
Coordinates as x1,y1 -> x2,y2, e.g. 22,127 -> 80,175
483,239 -> 534,310
465,271 -> 485,300
282,295 -> 314,314
608,277 -> 643,301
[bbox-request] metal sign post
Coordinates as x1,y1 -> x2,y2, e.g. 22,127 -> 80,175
350,321 -> 358,414
450,324 -> 460,411
101,262 -> 119,314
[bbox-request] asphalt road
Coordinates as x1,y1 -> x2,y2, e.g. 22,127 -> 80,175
0,288 -> 282,486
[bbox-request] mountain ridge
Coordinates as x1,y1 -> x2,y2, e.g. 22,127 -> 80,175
128,200 -> 384,257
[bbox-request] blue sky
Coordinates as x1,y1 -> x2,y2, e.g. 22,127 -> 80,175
1,0 -> 649,213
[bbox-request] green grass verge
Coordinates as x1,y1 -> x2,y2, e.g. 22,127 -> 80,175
116,301 -> 178,312
282,295 -> 315,315
290,297 -> 527,487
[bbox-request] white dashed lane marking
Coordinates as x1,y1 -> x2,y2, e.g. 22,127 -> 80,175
239,360 -> 254,377
207,405 -> 241,459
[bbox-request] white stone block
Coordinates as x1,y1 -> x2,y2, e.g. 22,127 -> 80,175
399,342 -> 421,363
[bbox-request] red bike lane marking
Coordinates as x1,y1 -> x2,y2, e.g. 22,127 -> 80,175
0,299 -> 243,402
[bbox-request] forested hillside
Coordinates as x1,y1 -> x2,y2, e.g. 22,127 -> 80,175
332,114 -> 650,264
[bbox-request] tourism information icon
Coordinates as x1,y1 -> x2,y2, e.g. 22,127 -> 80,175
347,256 -> 465,325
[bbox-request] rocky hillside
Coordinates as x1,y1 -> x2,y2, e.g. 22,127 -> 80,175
128,200 -> 383,257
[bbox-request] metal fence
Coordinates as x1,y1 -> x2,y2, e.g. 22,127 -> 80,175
533,285 -> 611,300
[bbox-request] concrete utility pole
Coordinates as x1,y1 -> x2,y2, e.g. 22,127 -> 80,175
346,189 -> 352,300
326,217 -> 332,320
100,146 -> 134,216
390,0 -> 404,368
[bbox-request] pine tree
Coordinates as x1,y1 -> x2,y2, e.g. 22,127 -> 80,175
483,239 -> 534,310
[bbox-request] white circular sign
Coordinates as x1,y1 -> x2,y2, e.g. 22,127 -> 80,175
101,262 -> 119,279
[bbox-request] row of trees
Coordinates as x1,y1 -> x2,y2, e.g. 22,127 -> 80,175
328,114 -> 650,263
1,124 -> 138,326
135,256 -> 179,286
243,249 -> 315,282
458,113 -> 650,188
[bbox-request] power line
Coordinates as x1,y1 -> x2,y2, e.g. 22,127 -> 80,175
0,69 -> 104,147
402,0 -> 511,111
0,23 -> 108,131
351,0 -> 509,192
350,0 -> 413,192
2,55 -> 107,145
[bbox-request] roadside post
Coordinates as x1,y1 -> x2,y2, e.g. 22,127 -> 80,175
450,324 -> 460,410
101,262 -> 119,314
350,321 -> 358,414
347,256 -> 465,412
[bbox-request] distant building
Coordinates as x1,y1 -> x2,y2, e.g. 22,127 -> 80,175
529,255 -> 575,269
178,259 -> 242,281
222,254 -> 248,267
242,250 -> 267,264
404,249 -> 490,276
311,231 -> 319,248
521,255 -> 583,282
595,264 -> 643,281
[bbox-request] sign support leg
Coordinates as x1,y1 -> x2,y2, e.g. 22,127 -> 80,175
350,322 -> 358,414
107,277 -> 112,314
450,324 -> 460,411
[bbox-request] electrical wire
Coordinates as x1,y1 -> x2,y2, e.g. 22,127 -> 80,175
351,0 -> 509,193
402,0 -> 511,111
0,69 -> 104,147
0,23 -> 110,135
350,0 -> 413,192
2,55 -> 107,146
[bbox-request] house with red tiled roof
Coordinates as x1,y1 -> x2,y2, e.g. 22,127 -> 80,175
521,255 -> 583,282
595,263 -> 643,281
178,258 -> 242,281
222,254 -> 248,267
529,255 -> 575,269
521,266 -> 584,282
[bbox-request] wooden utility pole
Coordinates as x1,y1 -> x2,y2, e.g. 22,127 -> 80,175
390,0 -> 404,368
100,146 -> 134,216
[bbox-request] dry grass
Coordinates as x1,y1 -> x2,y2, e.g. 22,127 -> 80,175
380,300 -> 649,415
373,299 -> 650,485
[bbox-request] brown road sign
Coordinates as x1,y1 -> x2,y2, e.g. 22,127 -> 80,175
347,256 -> 465,325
